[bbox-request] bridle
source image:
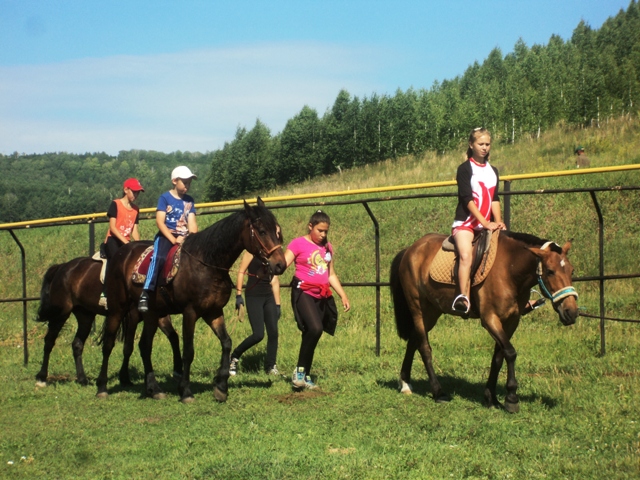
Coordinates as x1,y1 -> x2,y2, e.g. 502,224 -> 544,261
536,241 -> 578,311
249,223 -> 282,265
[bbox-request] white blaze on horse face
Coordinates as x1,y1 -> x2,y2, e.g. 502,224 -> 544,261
560,259 -> 565,268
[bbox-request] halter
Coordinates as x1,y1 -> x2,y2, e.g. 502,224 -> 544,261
536,241 -> 578,310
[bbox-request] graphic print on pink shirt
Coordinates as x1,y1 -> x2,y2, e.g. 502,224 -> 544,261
287,236 -> 333,287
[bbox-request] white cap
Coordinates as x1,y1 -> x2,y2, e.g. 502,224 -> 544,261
171,166 -> 197,180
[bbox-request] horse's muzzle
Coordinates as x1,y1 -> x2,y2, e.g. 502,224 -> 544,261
557,296 -> 578,325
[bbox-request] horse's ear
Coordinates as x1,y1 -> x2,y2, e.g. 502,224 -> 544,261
243,199 -> 253,218
256,196 -> 266,208
562,241 -> 572,254
528,247 -> 546,259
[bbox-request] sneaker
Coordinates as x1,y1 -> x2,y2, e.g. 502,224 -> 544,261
292,367 -> 306,389
138,292 -> 149,313
304,375 -> 318,390
229,357 -> 239,376
267,364 -> 279,376
98,293 -> 108,309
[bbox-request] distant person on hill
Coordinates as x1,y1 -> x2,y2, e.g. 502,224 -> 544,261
284,210 -> 350,390
99,178 -> 144,308
451,128 -> 506,315
575,146 -> 590,168
230,230 -> 282,377
138,166 -> 198,313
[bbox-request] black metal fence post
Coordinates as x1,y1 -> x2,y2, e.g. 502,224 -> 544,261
503,180 -> 511,229
89,222 -> 95,256
590,191 -> 606,355
362,202 -> 381,356
8,230 -> 29,366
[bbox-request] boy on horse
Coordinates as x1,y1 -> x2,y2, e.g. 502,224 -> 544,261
139,166 -> 198,313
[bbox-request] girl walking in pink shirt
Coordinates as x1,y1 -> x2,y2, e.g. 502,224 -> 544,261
284,210 -> 350,390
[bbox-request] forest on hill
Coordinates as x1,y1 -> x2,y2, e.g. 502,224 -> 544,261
1,2 -> 639,222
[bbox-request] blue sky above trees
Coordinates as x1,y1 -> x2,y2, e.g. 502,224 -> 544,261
0,0 -> 630,155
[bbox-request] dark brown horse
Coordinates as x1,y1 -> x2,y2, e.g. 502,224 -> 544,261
390,231 -> 579,413
35,255 -> 182,387
97,198 -> 286,402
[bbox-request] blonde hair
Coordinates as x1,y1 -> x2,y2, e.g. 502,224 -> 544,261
466,127 -> 491,160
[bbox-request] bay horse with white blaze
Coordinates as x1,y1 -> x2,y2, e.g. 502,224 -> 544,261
97,198 -> 285,402
390,231 -> 579,413
35,255 -> 181,386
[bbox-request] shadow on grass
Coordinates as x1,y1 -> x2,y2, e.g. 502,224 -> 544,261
379,374 -> 558,409
100,365 -> 284,399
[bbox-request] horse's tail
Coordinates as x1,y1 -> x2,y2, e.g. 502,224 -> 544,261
96,312 -> 126,345
35,264 -> 63,322
390,249 -> 414,340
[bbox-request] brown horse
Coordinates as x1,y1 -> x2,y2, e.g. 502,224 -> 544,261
97,198 -> 286,402
390,231 -> 579,413
35,255 -> 182,387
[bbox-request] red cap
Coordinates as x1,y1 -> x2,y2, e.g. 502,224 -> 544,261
123,178 -> 145,192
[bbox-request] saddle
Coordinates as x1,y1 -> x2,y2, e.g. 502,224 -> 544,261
131,244 -> 182,285
91,251 -> 108,283
429,229 -> 500,286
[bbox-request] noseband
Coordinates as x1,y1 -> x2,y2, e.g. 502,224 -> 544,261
536,242 -> 578,310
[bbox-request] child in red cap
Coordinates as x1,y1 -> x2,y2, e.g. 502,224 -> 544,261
99,178 -> 144,307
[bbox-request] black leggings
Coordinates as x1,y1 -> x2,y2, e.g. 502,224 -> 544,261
102,236 -> 123,296
295,293 -> 326,374
231,295 -> 279,370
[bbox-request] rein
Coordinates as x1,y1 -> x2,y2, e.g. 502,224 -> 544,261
535,242 -> 578,309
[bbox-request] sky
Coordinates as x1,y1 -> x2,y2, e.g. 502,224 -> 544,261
0,0 -> 631,156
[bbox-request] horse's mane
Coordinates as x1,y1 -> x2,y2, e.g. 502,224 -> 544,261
184,204 -> 278,265
502,230 -> 563,254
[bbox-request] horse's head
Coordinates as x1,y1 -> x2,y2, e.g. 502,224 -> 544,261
243,197 -> 286,277
529,241 -> 579,325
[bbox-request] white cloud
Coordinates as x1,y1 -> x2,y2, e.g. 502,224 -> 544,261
0,42 -> 387,155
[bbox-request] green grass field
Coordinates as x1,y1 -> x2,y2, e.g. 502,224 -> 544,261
1,119 -> 639,478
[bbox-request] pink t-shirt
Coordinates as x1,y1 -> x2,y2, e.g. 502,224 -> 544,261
287,236 -> 334,298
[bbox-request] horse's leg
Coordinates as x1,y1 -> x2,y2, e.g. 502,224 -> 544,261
71,311 -> 96,386
178,309 -> 197,403
482,314 -> 520,413
414,329 -> 449,402
399,334 -> 418,394
118,311 -> 138,387
403,298 -> 447,401
137,314 -> 165,399
96,312 -> 122,398
158,315 -> 183,379
35,317 -> 67,386
484,342 -> 505,409
202,313 -> 231,403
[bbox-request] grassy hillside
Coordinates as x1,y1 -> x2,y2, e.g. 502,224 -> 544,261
0,118 -> 638,478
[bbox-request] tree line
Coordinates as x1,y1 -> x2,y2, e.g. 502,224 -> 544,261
1,2 -> 639,221
0,150 -> 212,223
205,2 -> 640,200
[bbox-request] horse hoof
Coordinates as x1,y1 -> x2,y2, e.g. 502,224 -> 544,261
504,401 -> 520,413
35,380 -> 47,388
399,381 -> 413,395
213,387 -> 228,403
152,392 -> 167,400
180,396 -> 195,404
96,392 -> 109,399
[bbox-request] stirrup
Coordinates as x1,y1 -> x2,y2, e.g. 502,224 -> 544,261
452,294 -> 470,314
